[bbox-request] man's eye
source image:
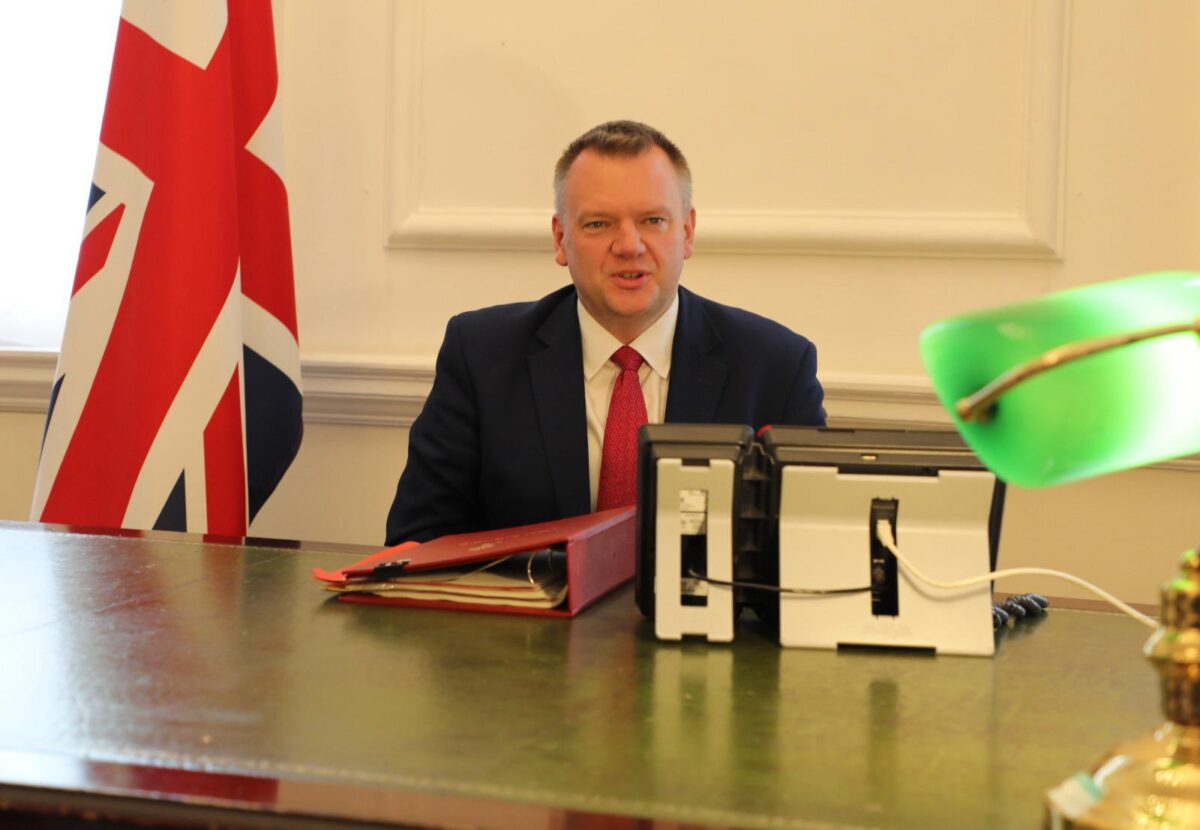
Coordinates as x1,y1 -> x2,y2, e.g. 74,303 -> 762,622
645,217 -> 666,225
583,220 -> 607,230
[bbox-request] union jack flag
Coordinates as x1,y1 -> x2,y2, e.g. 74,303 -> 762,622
32,0 -> 302,537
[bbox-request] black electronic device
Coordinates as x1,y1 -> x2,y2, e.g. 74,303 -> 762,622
634,424 -> 765,630
636,424 -> 1008,652
759,426 -> 1006,571
761,426 -> 1007,655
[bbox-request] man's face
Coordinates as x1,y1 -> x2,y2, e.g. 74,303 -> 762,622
552,147 -> 695,344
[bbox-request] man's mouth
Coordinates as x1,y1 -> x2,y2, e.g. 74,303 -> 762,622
614,271 -> 647,281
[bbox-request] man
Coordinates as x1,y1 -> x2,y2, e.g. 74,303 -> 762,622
385,121 -> 824,545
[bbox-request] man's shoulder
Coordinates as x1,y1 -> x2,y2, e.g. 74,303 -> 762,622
681,287 -> 814,352
452,285 -> 576,332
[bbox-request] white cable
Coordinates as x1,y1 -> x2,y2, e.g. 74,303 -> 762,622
874,519 -> 1158,630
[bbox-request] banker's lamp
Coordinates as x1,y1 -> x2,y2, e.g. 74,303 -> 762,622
919,270 -> 1200,828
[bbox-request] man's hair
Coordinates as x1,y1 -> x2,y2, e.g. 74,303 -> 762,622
553,120 -> 692,216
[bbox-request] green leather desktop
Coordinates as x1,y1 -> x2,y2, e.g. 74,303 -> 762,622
0,521 -> 1159,829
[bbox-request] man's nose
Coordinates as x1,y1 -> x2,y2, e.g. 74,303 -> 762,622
611,221 -> 646,256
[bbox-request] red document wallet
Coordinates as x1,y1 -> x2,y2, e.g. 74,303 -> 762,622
312,507 -> 636,617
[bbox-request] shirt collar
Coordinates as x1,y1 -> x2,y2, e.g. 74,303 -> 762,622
578,292 -> 679,381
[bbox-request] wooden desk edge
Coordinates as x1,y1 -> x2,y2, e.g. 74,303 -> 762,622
0,749 -> 750,830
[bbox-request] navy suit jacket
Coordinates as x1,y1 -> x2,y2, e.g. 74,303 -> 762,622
385,285 -> 825,545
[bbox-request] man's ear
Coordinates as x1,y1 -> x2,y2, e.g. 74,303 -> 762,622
682,207 -> 696,259
551,215 -> 568,267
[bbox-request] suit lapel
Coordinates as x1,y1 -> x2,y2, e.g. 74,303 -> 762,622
665,288 -> 727,423
528,293 -> 591,517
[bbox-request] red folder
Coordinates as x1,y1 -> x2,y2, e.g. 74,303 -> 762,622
312,507 -> 636,618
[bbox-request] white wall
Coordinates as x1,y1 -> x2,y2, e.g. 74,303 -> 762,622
1,0 -> 1198,604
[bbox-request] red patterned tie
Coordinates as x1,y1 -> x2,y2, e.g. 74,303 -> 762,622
596,346 -> 648,511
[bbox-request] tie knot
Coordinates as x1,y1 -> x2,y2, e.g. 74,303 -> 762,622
611,345 -> 644,373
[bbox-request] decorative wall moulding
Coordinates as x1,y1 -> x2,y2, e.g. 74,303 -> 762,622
2,348 -> 1197,473
385,0 -> 1069,260
300,357 -> 432,427
0,350 -> 57,414
387,208 -> 1058,259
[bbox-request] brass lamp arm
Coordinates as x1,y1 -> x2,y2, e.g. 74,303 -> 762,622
956,318 -> 1200,423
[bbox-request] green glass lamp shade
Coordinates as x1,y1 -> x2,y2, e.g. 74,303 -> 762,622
919,271 -> 1200,488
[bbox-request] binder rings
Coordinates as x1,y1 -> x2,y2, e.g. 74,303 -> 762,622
313,507 -> 636,617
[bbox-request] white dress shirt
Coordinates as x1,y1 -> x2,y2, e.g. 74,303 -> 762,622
578,294 -> 680,510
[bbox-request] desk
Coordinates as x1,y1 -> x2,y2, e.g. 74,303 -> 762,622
0,521 -> 1159,829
